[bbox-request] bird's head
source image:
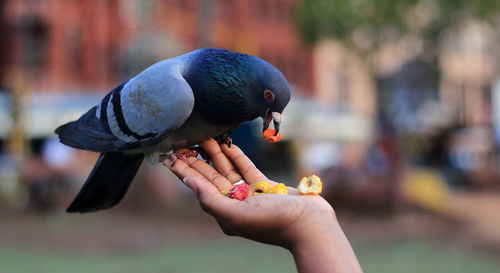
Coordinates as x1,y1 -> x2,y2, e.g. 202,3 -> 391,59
252,59 -> 291,139
187,48 -> 291,141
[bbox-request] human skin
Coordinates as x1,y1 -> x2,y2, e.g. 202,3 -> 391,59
166,138 -> 364,273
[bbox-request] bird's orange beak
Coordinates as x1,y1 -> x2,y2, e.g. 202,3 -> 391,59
262,110 -> 282,143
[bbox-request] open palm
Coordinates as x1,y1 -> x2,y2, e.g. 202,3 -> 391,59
167,138 -> 334,247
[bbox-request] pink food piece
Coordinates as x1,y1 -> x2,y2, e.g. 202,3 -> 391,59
228,183 -> 250,200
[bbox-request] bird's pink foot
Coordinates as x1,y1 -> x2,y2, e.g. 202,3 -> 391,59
176,149 -> 198,162
159,150 -> 198,166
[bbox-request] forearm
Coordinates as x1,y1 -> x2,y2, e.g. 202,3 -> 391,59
289,214 -> 363,273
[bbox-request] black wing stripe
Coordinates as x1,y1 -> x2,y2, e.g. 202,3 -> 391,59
100,89 -> 113,124
111,84 -> 155,140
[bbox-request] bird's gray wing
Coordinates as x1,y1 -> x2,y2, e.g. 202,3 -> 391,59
56,58 -> 195,152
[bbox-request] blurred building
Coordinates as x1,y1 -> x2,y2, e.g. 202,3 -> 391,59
0,0 -> 322,139
295,40 -> 377,169
0,0 -> 382,175
438,21 -> 500,186
440,21 -> 499,127
1,0 -> 313,93
0,0 -> 318,139
313,40 -> 376,119
133,0 -> 314,93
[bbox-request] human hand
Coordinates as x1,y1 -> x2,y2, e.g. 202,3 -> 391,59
166,138 -> 336,249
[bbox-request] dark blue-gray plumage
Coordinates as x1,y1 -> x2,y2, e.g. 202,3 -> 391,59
56,48 -> 291,213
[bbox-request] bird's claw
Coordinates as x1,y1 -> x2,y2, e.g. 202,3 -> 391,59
194,146 -> 211,164
219,137 -> 232,148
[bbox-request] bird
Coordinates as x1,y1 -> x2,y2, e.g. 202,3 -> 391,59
55,48 -> 291,213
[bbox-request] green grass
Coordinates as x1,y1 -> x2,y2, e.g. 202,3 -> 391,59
0,239 -> 295,273
353,240 -> 500,273
1,238 -> 499,273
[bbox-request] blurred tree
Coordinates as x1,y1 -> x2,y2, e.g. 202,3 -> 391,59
298,0 -> 500,63
298,0 -> 500,136
297,0 -> 500,205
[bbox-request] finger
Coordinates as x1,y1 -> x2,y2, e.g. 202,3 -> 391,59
186,156 -> 233,193
287,187 -> 300,195
221,144 -> 267,184
200,139 -> 242,183
166,158 -> 206,183
183,176 -> 239,217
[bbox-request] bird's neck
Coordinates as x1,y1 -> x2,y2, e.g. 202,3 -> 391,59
194,91 -> 259,126
185,49 -> 261,125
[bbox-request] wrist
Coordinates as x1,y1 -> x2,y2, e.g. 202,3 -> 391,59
283,209 -> 338,251
287,212 -> 364,273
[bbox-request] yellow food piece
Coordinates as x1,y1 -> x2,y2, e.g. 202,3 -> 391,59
220,190 -> 229,196
270,183 -> 288,195
298,175 -> 323,195
252,181 -> 271,195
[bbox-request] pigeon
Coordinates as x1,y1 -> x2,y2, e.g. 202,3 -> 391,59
55,48 -> 291,213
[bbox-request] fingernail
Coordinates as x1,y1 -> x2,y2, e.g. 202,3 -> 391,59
182,177 -> 196,193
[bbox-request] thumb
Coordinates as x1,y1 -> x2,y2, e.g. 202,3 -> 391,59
183,176 -> 237,215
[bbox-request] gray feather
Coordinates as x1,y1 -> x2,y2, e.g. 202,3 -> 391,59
56,52 -> 197,152
55,107 -> 125,152
110,55 -> 196,143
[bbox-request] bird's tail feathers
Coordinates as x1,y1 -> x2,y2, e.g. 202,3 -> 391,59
66,152 -> 144,213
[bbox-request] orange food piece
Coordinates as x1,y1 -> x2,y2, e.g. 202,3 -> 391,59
297,175 -> 323,195
262,129 -> 282,143
270,183 -> 288,195
252,181 -> 271,195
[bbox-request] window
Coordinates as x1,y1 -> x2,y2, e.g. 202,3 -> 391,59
336,64 -> 350,106
218,0 -> 234,21
256,0 -> 269,20
20,15 -> 47,73
275,0 -> 288,21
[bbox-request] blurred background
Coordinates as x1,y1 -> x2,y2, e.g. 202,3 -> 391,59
1,0 -> 500,272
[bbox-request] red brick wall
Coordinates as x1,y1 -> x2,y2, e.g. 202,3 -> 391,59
3,0 -> 125,91
2,0 -> 313,94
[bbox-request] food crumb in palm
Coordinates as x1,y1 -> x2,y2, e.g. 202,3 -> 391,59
228,183 -> 250,200
298,175 -> 323,195
270,183 -> 288,194
252,181 -> 271,195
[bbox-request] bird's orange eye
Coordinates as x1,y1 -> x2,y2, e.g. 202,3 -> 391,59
264,90 -> 275,103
